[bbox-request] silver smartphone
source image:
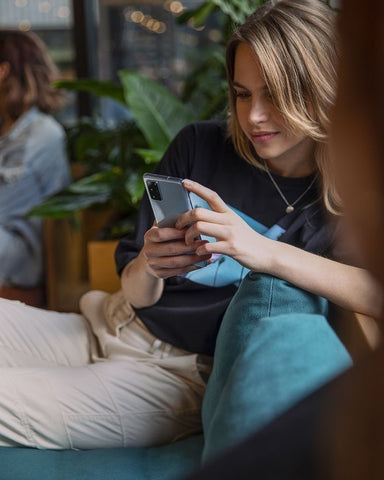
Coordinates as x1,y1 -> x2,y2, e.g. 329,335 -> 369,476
143,173 -> 194,227
143,173 -> 209,267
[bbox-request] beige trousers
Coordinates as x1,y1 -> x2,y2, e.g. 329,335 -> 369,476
0,292 -> 211,450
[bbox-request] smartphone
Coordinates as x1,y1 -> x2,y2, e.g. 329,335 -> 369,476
143,173 -> 196,227
143,173 -> 209,267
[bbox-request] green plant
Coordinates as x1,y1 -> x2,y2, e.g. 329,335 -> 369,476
31,117 -> 144,234
30,71 -> 198,237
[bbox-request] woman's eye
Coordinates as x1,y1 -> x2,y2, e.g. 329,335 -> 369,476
234,90 -> 250,99
263,89 -> 273,101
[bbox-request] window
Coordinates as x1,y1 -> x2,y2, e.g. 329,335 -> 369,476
88,0 -> 223,120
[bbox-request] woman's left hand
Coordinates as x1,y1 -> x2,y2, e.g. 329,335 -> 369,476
176,183 -> 384,321
175,179 -> 273,272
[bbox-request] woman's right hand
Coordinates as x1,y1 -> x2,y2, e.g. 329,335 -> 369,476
121,223 -> 211,309
140,224 -> 211,279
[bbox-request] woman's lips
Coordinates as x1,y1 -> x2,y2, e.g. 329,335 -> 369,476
251,131 -> 278,144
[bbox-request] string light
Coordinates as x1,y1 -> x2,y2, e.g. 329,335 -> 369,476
38,1 -> 52,13
18,19 -> 31,31
163,0 -> 185,15
14,0 -> 28,8
125,9 -> 167,34
187,18 -> 205,31
129,10 -> 145,23
208,29 -> 222,42
169,1 -> 184,14
57,5 -> 70,19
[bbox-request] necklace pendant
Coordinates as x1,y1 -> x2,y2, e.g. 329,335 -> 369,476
285,205 -> 295,214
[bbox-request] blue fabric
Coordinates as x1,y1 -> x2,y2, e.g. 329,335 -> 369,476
186,197 -> 288,289
0,107 -> 71,287
0,434 -> 203,480
202,272 -> 352,461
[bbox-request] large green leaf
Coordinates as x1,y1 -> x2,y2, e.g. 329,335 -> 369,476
134,148 -> 164,164
67,172 -> 115,195
212,0 -> 266,24
29,192 -> 112,219
125,173 -> 146,205
119,70 -> 197,153
54,79 -> 126,105
177,2 -> 217,28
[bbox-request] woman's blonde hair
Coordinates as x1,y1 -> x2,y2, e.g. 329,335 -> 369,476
226,0 -> 341,213
0,30 -> 64,120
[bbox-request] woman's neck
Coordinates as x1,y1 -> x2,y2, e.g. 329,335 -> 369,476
263,138 -> 317,178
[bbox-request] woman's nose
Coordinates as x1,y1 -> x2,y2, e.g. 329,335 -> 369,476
248,99 -> 269,124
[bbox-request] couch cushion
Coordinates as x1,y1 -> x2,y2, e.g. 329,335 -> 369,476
202,272 -> 352,462
0,434 -> 203,480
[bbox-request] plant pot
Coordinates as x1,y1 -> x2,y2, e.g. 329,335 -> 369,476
44,207 -> 118,312
87,240 -> 120,293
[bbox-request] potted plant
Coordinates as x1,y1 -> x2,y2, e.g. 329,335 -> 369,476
31,71 -> 200,310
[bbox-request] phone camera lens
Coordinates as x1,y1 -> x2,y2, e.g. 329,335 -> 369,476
147,181 -> 162,201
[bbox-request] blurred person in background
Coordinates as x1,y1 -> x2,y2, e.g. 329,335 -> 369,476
0,30 -> 71,293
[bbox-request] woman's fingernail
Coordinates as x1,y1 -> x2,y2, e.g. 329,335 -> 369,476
183,179 -> 192,187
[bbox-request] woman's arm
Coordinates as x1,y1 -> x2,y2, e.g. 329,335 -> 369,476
257,240 -> 383,319
176,180 -> 384,319
120,251 -> 164,310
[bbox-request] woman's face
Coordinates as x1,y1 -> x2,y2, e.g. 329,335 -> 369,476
233,43 -> 315,177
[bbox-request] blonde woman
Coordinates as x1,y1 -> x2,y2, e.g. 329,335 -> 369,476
118,0 -> 379,444
0,0 -> 380,451
168,0 -> 382,319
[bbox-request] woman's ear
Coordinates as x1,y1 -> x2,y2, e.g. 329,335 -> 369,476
0,61 -> 10,81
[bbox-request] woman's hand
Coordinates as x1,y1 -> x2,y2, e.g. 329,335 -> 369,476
121,221 -> 210,308
140,223 -> 211,279
175,179 -> 273,272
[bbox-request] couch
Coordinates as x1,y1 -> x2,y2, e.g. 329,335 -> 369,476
0,273 -> 352,479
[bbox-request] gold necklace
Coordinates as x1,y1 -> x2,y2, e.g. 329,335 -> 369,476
263,162 -> 318,214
